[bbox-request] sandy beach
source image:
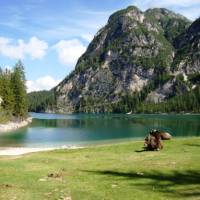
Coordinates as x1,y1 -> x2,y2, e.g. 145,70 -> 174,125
0,146 -> 83,156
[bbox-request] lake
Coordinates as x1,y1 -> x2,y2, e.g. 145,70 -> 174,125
0,113 -> 200,147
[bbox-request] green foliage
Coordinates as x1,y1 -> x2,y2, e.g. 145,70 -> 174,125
0,60 -> 28,121
188,72 -> 200,84
138,86 -> 200,113
176,74 -> 184,82
0,69 -> 14,114
28,90 -> 56,113
162,17 -> 190,44
146,8 -> 191,44
11,61 -> 28,118
0,108 -> 12,124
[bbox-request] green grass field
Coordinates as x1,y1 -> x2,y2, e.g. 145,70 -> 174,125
0,137 -> 200,200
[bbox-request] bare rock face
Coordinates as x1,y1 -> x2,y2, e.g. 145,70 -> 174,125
53,6 -> 199,113
173,17 -> 200,74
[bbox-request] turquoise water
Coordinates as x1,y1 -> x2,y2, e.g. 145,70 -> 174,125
0,113 -> 199,147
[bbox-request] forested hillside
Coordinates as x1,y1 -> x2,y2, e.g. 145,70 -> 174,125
28,90 -> 56,113
0,61 -> 28,122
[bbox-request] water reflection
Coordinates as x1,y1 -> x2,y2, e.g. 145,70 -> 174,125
0,113 -> 199,147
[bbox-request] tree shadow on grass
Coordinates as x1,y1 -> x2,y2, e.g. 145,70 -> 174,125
184,144 -> 200,147
83,169 -> 200,198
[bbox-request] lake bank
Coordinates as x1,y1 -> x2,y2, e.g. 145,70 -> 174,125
0,117 -> 32,133
0,145 -> 83,156
0,137 -> 199,200
0,136 -> 196,156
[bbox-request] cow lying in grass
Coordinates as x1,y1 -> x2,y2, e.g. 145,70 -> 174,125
144,129 -> 172,151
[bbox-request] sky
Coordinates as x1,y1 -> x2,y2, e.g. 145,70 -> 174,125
0,0 -> 199,92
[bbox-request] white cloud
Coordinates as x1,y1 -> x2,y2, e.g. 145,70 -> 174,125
54,39 -> 86,66
133,0 -> 200,20
176,7 -> 200,20
26,75 -> 61,93
82,34 -> 94,42
0,36 -> 48,60
134,0 -> 200,10
26,37 -> 48,59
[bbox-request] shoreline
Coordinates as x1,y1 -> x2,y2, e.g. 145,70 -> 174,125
0,137 -> 197,156
0,117 -> 32,133
31,112 -> 200,116
0,146 -> 83,156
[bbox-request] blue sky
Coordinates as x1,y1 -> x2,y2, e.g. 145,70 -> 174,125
0,0 -> 199,92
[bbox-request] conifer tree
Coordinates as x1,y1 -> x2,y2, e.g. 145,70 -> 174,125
11,60 -> 28,119
0,69 -> 14,115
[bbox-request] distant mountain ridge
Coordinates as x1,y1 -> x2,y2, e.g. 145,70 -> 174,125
28,6 -> 200,113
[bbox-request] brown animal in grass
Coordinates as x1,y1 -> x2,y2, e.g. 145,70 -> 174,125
150,129 -> 172,140
144,133 -> 163,151
144,129 -> 172,151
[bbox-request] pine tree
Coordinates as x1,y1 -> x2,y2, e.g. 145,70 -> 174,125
0,69 -> 14,115
11,60 -> 28,119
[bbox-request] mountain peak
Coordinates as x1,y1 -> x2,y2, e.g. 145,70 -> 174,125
108,6 -> 143,24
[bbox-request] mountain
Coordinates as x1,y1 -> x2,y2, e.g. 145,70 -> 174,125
173,17 -> 200,74
29,6 -> 200,113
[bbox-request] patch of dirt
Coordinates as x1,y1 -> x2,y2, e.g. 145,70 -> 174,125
63,196 -> 72,200
48,172 -> 62,178
1,184 -> 13,188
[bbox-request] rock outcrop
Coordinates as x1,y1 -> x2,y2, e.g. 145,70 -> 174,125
0,118 -> 32,133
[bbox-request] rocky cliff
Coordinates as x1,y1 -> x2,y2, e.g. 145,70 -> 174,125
54,6 -> 199,113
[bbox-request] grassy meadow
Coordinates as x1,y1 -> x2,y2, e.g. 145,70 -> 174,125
0,137 -> 200,200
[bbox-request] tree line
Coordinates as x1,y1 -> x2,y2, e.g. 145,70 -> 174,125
26,71 -> 200,114
0,61 -> 28,121
27,86 -> 200,114
137,86 -> 200,113
75,80 -> 200,114
28,90 -> 56,113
